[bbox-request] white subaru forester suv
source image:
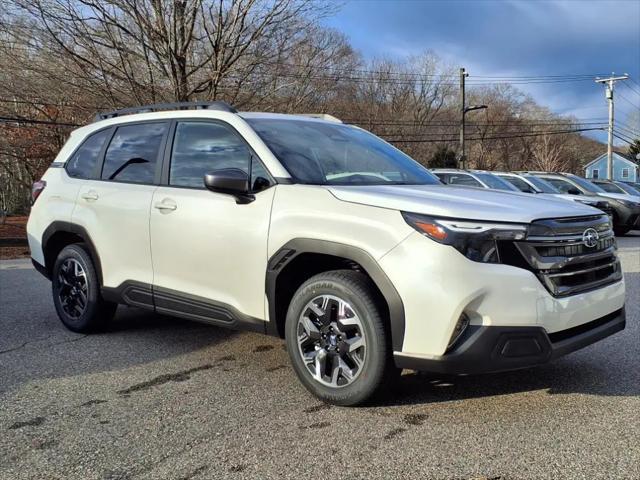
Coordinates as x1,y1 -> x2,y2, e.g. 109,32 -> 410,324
27,102 -> 626,406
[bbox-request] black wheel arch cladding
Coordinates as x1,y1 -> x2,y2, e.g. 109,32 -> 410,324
266,238 -> 405,351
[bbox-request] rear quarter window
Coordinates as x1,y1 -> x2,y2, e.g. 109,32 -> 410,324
65,129 -> 110,179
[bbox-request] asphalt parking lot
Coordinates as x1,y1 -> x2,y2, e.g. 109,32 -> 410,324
1,234 -> 639,480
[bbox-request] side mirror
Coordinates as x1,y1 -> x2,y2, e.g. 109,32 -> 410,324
204,169 -> 254,204
567,187 -> 581,195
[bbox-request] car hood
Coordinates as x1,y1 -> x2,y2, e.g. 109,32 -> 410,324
548,193 -> 601,205
327,184 -> 601,223
596,192 -> 640,203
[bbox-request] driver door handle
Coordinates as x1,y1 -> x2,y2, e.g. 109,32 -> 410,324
81,191 -> 99,201
154,199 -> 177,212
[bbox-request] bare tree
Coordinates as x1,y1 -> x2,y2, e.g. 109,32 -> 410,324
5,0 -> 335,105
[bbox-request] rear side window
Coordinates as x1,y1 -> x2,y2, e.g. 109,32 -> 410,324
66,129 -> 110,179
101,123 -> 167,184
169,121 -> 252,188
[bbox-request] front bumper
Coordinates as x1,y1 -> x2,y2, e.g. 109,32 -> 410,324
394,307 -> 625,374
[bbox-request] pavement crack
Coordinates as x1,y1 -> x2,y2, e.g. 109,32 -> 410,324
8,416 -> 46,430
383,427 -> 406,440
0,335 -> 54,355
117,364 -> 213,395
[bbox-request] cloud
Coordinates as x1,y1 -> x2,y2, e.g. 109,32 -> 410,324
326,0 -> 640,143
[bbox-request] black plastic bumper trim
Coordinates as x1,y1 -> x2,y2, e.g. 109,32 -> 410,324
31,258 -> 50,280
394,307 -> 625,374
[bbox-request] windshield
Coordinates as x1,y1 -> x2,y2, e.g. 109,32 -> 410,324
473,172 -> 519,191
522,175 -> 560,193
246,118 -> 441,186
565,174 -> 607,193
616,182 -> 640,196
595,181 -> 626,194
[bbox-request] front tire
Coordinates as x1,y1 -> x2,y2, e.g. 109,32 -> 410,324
285,270 -> 396,406
614,226 -> 631,236
51,244 -> 117,332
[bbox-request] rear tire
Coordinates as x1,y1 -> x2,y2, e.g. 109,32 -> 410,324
285,270 -> 398,406
51,244 -> 117,333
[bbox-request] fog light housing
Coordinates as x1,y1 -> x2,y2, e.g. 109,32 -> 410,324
447,313 -> 470,351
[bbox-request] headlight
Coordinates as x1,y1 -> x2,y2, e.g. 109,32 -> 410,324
402,212 -> 527,263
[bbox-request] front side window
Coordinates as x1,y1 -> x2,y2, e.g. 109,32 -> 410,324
448,174 -> 483,188
543,177 -> 582,194
169,121 -> 255,188
474,172 -> 518,191
246,118 -> 440,186
101,122 -> 167,183
66,129 -> 110,179
500,175 -> 535,193
564,174 -> 606,194
522,175 -> 559,194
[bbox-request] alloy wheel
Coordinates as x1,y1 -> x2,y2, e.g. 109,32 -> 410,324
296,294 -> 367,388
57,258 -> 88,319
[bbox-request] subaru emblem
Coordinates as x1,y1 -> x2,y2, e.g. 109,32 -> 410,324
582,228 -> 599,248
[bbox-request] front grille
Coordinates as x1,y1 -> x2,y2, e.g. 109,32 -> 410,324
536,236 -> 615,257
499,214 -> 622,297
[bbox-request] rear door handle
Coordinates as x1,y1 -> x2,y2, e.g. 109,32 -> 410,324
81,191 -> 99,201
154,199 -> 177,212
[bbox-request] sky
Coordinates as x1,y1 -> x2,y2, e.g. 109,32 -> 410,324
325,0 -> 640,145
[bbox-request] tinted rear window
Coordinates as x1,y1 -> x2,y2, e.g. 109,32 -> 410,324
66,129 -> 110,179
101,123 -> 167,184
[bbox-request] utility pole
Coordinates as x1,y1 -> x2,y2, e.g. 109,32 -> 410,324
459,67 -> 467,169
595,74 -> 628,179
459,67 -> 487,169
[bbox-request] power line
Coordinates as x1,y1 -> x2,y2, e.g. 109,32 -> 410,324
383,127 -> 603,143
626,78 -> 640,97
0,116 -> 79,127
344,118 -> 608,127
0,98 -> 106,109
612,131 -> 635,145
614,123 -> 640,138
616,90 -> 640,109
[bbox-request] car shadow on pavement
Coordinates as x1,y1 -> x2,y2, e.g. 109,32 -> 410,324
0,305 -> 238,395
376,359 -> 638,408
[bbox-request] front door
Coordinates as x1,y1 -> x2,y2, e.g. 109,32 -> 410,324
149,120 -> 275,327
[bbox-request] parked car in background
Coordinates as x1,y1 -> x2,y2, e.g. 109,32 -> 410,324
431,169 -> 520,192
524,172 -> 640,235
590,179 -> 640,197
495,172 -> 612,212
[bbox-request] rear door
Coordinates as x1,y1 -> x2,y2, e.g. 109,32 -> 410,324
73,121 -> 168,289
149,120 -> 275,326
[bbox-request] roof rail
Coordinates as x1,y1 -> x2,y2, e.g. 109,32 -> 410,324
297,113 -> 342,123
94,101 -> 237,122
